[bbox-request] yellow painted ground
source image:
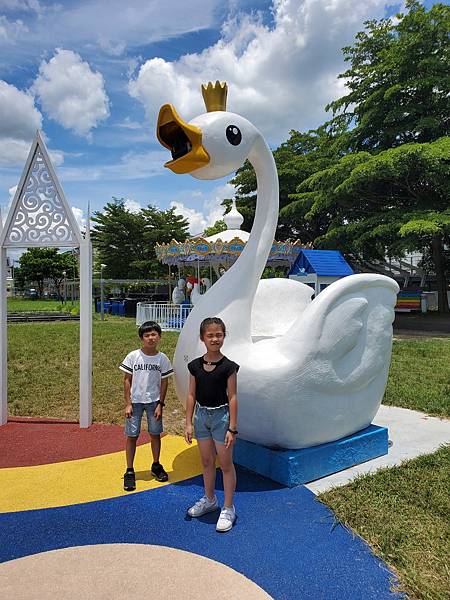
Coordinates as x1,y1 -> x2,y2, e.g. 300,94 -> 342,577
0,435 -> 202,513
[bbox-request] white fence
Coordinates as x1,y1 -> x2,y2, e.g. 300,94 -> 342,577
136,302 -> 193,330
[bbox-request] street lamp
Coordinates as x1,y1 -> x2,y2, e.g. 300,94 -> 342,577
62,271 -> 67,304
100,264 -> 106,321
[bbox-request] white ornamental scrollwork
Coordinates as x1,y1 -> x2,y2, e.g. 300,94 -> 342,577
6,150 -> 76,245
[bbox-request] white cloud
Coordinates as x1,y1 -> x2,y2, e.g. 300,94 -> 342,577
170,201 -> 207,236
0,0 -> 221,61
0,185 -> 16,225
170,182 -> 235,235
0,80 -> 42,166
0,137 -> 32,165
58,149 -> 166,182
205,182 -> 234,212
98,37 -> 126,57
0,15 -> 28,42
1,184 -> 17,224
62,1 -> 219,53
129,0 -> 390,144
124,198 -> 142,213
116,117 -> 141,130
0,0 -> 41,12
0,80 -> 41,140
47,148 -> 64,167
0,81 -> 65,167
71,206 -> 85,231
0,136 -> 63,168
32,49 -> 110,137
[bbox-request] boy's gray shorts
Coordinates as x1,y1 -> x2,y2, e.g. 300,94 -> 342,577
124,402 -> 163,437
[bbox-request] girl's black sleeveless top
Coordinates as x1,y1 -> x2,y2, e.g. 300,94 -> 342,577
187,356 -> 239,408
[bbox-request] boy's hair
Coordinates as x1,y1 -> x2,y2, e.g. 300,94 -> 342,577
200,317 -> 226,338
138,321 -> 162,338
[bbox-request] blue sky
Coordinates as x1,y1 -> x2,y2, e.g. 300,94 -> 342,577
0,0 -> 441,236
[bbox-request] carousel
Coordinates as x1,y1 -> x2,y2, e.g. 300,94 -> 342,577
155,201 -> 307,304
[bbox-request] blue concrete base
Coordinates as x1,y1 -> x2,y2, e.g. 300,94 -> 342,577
234,424 -> 388,487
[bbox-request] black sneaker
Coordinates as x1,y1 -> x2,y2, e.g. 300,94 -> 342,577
123,469 -> 136,491
151,462 -> 168,482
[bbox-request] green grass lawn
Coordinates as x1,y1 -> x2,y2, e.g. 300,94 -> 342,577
319,447 -> 450,600
7,317 -> 183,432
7,323 -> 449,425
7,298 -> 79,312
5,319 -> 450,600
384,340 -> 450,417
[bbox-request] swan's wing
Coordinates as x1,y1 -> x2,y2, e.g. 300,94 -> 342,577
251,278 -> 313,338
278,273 -> 399,392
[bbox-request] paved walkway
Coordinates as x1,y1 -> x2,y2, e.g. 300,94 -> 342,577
393,313 -> 450,337
307,405 -> 450,493
0,419 -> 408,600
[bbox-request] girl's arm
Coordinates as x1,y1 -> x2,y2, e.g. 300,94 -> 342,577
184,374 -> 196,444
225,371 -> 238,449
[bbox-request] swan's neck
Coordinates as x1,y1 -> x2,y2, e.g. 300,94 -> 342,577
201,135 -> 279,343
242,135 -> 279,285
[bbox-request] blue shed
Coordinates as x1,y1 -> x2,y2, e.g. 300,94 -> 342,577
288,250 -> 354,296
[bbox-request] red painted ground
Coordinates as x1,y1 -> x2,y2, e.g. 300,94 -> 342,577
0,418 -> 150,467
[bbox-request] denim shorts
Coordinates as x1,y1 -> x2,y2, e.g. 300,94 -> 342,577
194,403 -> 230,445
124,402 -> 163,437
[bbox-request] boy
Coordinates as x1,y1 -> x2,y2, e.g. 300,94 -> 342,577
120,321 -> 173,491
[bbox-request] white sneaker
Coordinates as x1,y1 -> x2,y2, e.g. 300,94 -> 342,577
187,495 -> 218,517
216,505 -> 236,532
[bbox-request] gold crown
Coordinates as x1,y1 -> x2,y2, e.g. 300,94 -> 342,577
201,80 -> 228,112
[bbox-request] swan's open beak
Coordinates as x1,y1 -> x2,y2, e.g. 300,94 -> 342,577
157,104 -> 210,174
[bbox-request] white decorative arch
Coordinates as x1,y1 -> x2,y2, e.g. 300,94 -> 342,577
0,131 -> 92,427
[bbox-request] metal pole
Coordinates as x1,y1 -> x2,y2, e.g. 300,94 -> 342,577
168,264 -> 172,301
100,264 -> 106,321
0,248 -> 8,425
63,271 -> 67,304
79,241 -> 93,427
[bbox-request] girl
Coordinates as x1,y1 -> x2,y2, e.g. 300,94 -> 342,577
184,317 -> 239,532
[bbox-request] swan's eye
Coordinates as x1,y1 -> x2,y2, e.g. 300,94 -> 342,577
226,125 -> 242,146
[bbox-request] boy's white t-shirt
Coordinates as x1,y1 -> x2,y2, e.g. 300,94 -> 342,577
119,350 -> 173,404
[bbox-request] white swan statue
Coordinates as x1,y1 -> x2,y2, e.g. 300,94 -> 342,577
157,81 -> 399,449
172,278 -> 186,304
190,278 -> 212,305
190,282 -> 201,305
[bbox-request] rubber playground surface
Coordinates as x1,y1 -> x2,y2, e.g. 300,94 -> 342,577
0,418 -> 405,599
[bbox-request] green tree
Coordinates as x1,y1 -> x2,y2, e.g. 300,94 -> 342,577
203,220 -> 226,237
140,205 -> 189,277
327,1 -> 450,151
419,239 -> 450,284
91,198 -> 189,278
231,0 -> 450,315
18,248 -> 78,298
91,199 -> 147,278
232,124 -> 345,242
301,138 -> 450,312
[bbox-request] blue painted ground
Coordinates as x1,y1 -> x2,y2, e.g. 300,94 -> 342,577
0,468 -> 403,600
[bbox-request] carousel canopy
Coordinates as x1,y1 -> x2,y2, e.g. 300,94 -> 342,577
155,201 -> 308,267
